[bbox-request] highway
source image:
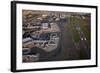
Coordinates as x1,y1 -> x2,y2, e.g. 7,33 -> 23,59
48,20 -> 79,60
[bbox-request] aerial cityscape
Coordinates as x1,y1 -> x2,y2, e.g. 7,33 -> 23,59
22,10 -> 91,63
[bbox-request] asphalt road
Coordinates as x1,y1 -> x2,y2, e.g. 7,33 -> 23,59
50,20 -> 79,60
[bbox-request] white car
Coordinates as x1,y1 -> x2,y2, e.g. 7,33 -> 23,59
81,38 -> 87,41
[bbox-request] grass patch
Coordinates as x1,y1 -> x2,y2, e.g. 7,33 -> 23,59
67,17 -> 80,43
69,16 -> 90,43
